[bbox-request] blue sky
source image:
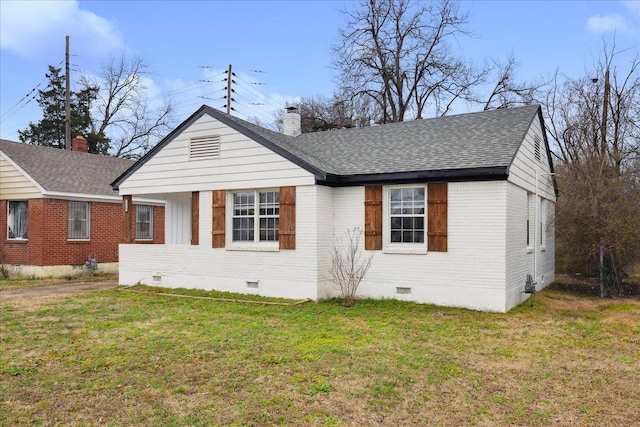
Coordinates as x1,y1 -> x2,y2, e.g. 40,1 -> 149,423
1,0 -> 638,142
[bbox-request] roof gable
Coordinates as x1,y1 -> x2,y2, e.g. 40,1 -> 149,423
0,139 -> 134,198
112,104 -> 546,189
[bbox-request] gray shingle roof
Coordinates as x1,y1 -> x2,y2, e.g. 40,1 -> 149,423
1,139 -> 134,197
218,104 -> 540,176
112,104 -> 543,188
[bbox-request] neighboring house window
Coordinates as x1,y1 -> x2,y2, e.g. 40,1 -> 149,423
7,200 -> 28,239
68,201 -> 90,239
232,190 -> 279,243
389,187 -> 425,243
136,205 -> 153,240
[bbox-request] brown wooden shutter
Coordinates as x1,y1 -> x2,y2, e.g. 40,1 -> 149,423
427,182 -> 448,252
279,186 -> 296,250
364,186 -> 383,250
122,195 -> 133,243
191,191 -> 199,245
211,190 -> 225,248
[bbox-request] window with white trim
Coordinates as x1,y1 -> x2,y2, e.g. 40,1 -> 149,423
7,200 -> 28,239
68,201 -> 90,239
389,186 -> 425,244
232,190 -> 279,243
136,205 -> 153,240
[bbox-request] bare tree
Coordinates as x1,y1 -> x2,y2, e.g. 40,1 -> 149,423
544,40 -> 640,292
333,0 -> 487,122
79,54 -> 174,159
329,227 -> 373,307
483,53 -> 549,110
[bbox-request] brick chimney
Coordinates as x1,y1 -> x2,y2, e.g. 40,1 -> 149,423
283,107 -> 301,137
71,135 -> 88,153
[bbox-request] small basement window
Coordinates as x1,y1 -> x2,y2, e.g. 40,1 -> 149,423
190,135 -> 220,160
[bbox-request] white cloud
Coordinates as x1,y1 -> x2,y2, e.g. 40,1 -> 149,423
587,14 -> 630,34
0,1 -> 123,60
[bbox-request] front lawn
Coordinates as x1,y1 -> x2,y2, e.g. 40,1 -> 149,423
1,283 -> 638,426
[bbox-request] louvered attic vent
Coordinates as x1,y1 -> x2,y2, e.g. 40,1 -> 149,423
534,136 -> 541,162
190,135 -> 220,160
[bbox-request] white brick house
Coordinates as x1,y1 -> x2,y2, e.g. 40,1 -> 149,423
112,105 -> 557,312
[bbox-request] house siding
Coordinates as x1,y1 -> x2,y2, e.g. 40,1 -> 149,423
0,156 -> 41,199
117,114 -> 315,196
508,116 -> 556,201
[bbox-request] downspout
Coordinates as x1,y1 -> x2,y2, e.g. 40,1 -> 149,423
534,171 -> 555,284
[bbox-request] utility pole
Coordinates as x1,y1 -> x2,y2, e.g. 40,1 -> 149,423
223,64 -> 235,115
65,35 -> 71,150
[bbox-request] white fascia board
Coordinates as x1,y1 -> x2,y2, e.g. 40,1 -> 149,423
42,191 -> 165,206
0,151 -> 46,194
42,191 -> 122,203
132,196 -> 165,206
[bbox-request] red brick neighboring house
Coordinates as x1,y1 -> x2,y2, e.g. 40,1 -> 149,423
0,137 -> 164,278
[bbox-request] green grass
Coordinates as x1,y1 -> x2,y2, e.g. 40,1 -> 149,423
1,284 -> 639,426
0,271 -> 117,289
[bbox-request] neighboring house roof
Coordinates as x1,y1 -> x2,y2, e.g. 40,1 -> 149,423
1,139 -> 134,198
113,104 -> 553,188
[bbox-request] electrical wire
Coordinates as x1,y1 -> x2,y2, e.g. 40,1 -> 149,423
0,60 -> 64,122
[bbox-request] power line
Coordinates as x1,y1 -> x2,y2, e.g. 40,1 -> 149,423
0,60 -> 64,122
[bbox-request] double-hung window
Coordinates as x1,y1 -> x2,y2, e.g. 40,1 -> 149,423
389,187 -> 425,244
7,200 -> 28,239
381,185 -> 428,254
136,205 -> 153,240
232,190 -> 279,243
68,201 -> 90,240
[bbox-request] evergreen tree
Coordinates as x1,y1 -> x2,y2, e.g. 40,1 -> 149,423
18,66 -> 110,153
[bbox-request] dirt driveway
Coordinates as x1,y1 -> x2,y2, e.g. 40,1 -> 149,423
0,280 -> 119,305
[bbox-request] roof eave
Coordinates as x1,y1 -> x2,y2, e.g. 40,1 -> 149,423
317,166 -> 510,187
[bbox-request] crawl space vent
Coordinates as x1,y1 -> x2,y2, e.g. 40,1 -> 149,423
396,287 -> 412,295
190,135 -> 220,160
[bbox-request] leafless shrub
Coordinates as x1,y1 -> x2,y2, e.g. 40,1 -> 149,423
329,227 -> 373,307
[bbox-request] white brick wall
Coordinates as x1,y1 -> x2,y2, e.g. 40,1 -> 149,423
120,179 -> 553,312
319,182 -> 509,311
120,185 -> 321,301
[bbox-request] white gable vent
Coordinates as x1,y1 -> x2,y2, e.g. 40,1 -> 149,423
534,136 -> 541,162
190,135 -> 220,160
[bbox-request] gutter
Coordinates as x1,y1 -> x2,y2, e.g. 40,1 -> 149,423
316,166 -> 510,187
